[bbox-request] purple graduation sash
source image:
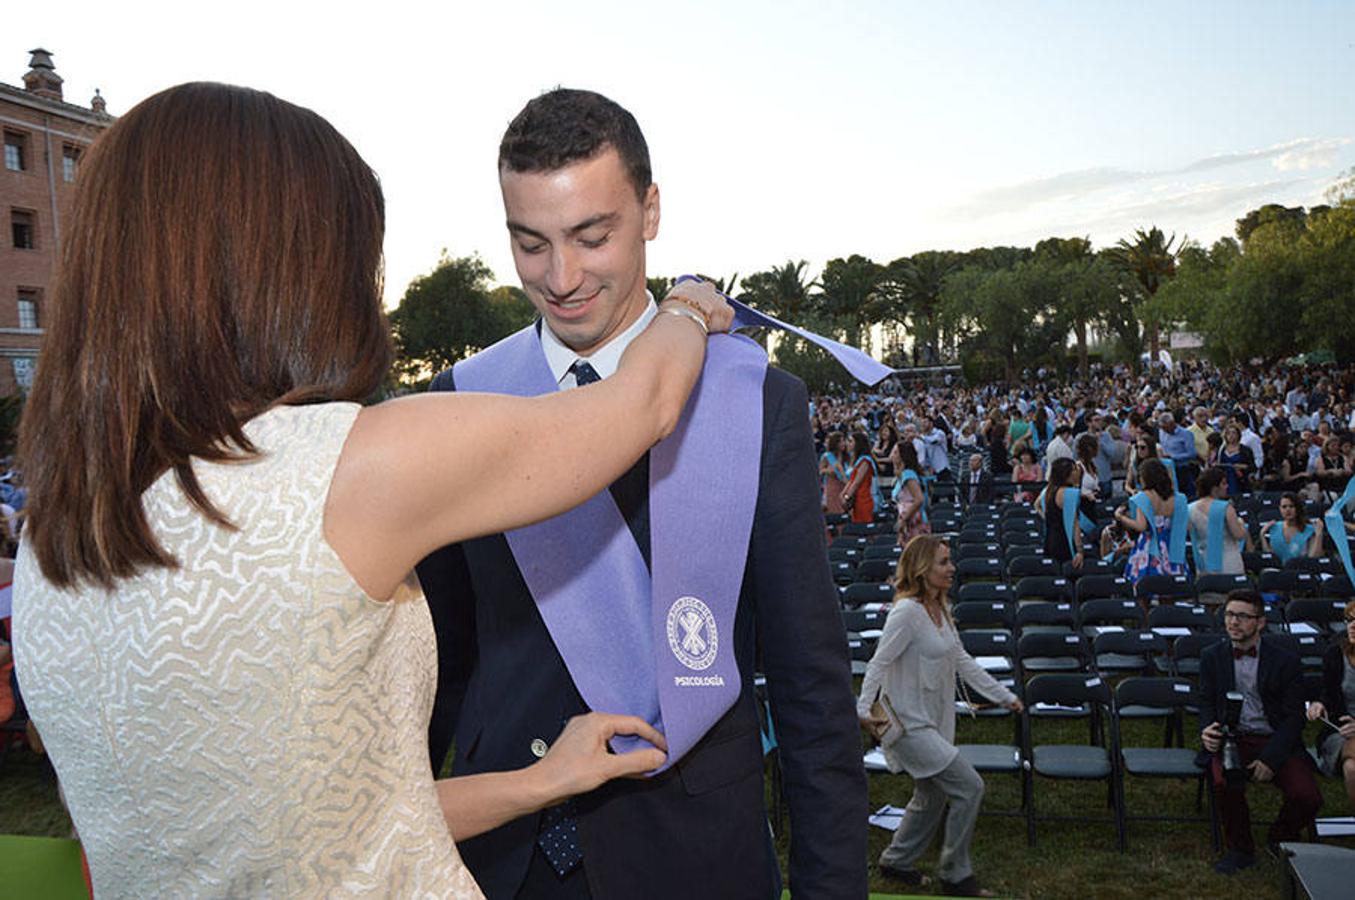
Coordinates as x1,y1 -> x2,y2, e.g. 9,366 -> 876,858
454,325 -> 765,770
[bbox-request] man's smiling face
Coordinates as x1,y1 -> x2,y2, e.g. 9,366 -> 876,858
500,145 -> 659,356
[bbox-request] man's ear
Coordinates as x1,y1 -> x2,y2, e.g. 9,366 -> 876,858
642,183 -> 660,241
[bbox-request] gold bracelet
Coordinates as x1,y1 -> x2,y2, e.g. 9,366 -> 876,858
659,305 -> 708,336
664,293 -> 713,330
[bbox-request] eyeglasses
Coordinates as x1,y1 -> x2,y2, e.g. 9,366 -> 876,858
1223,610 -> 1261,621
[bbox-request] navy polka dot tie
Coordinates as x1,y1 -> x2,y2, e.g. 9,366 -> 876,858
571,360 -> 601,387
537,799 -> 584,875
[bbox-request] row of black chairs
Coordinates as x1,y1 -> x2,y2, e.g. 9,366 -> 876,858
865,673 -> 1220,852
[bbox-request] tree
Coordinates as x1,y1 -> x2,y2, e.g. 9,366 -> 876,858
1235,203 -> 1307,245
817,255 -> 883,349
891,250 -> 960,365
738,260 -> 816,320
1110,226 -> 1181,365
387,253 -> 535,386
941,262 -> 1061,382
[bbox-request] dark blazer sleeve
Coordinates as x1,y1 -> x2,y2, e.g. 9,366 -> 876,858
752,369 -> 868,898
414,367 -> 479,775
1260,641 -> 1308,771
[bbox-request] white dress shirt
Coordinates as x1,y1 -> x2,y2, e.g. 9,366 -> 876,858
540,296 -> 658,389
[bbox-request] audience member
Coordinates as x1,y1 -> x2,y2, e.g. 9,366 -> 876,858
1308,599 -> 1355,815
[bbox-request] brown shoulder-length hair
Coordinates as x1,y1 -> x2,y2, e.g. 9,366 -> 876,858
893,534 -> 950,621
19,82 -> 391,589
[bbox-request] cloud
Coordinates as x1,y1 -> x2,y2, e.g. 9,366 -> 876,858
1181,137 -> 1349,174
946,137 -> 1350,220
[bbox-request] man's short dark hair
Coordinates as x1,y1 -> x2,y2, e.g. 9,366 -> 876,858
499,88 -> 651,200
1225,589 -> 1265,617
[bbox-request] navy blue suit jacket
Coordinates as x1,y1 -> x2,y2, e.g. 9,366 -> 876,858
416,360 -> 867,900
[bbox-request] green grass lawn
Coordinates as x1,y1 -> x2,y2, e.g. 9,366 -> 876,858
4,712 -> 1351,898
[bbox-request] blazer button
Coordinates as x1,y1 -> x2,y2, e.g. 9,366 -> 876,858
530,738 -> 549,759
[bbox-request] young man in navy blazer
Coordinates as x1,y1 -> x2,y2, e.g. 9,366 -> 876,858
1198,590 -> 1321,875
416,89 -> 867,899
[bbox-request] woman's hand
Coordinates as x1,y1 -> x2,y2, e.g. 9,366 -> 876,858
1307,701 -> 1327,722
1006,698 -> 1024,713
859,712 -> 889,742
662,279 -> 733,334
533,713 -> 667,801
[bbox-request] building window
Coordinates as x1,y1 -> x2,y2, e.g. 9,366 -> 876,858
62,145 -> 80,182
11,210 -> 35,249
3,131 -> 27,171
17,291 -> 39,329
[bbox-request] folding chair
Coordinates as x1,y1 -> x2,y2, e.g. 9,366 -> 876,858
1076,574 -> 1134,604
956,542 -> 1002,561
827,560 -> 857,586
956,556 -> 1003,584
957,581 -> 1014,605
841,607 -> 887,635
1168,632 -> 1226,679
1259,569 -> 1319,600
1015,600 -> 1077,635
846,634 -> 878,676
1017,631 -> 1088,676
1066,558 -> 1117,579
1114,676 -> 1219,851
842,521 -> 882,537
1242,551 -> 1279,575
959,629 -> 1016,678
1022,673 -> 1125,850
854,558 -> 896,585
827,546 -> 860,564
1078,598 -> 1147,636
1286,598 -> 1349,636
841,582 -> 893,609
1135,574 -> 1195,606
1194,573 -> 1250,599
1008,555 -> 1060,579
1092,630 -> 1167,677
1014,575 -> 1073,603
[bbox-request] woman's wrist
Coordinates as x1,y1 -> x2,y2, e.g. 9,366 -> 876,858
657,303 -> 708,335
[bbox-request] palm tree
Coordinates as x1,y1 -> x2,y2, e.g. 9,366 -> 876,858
1110,227 -> 1181,365
892,251 -> 958,365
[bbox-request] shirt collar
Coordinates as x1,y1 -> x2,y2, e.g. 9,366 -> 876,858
540,293 -> 658,389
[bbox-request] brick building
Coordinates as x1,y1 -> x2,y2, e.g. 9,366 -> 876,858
1,49 -> 112,395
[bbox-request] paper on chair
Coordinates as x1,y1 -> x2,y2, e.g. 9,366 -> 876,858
860,629 -> 884,640
863,748 -> 890,772
975,656 -> 1010,671
1289,622 -> 1319,634
1152,627 -> 1191,636
1315,817 -> 1355,837
869,804 -> 908,831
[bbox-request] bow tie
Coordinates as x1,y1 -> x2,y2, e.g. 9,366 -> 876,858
1233,646 -> 1257,660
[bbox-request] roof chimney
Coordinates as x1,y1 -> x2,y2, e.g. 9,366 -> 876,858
23,48 -> 64,101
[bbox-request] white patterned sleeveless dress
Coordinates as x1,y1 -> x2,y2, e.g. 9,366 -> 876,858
13,403 -> 482,898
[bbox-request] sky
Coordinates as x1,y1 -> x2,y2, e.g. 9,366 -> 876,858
8,1 -> 1354,307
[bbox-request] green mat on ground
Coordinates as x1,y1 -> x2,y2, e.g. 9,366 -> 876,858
0,834 -> 87,899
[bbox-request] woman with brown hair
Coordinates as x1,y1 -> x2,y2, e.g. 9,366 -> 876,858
857,536 -> 1021,897
11,83 -> 731,898
841,430 -> 879,524
819,432 -> 849,514
1307,599 -> 1355,813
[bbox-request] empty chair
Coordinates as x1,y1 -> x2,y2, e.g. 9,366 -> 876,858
842,521 -> 882,537
1021,673 -> 1125,850
1272,632 -> 1328,670
1258,569 -> 1319,599
842,607 -> 888,634
1282,555 -> 1325,575
957,582 -> 1015,605
1076,574 -> 1135,604
845,634 -> 878,675
1009,555 -> 1060,579
1066,558 -> 1117,578
959,629 -> 1016,677
1014,576 -> 1073,603
1194,573 -> 1250,598
1016,601 -> 1077,634
1322,576 -> 1355,599
953,601 -> 1015,631
829,535 -> 867,551
1241,551 -> 1279,575
827,560 -> 857,586
1113,677 -> 1217,849
1003,545 -> 1043,568
855,558 -> 897,584
868,533 -> 901,548
956,556 -> 1003,583
1285,598 -> 1349,635
828,546 -> 860,563
1092,630 -> 1167,676
1017,631 -> 1088,675
1147,603 -> 1215,634
956,542 -> 1002,561
1135,574 -> 1195,606
842,581 -> 894,608
863,544 -> 901,561
1004,530 -> 1045,549
1079,598 -> 1146,635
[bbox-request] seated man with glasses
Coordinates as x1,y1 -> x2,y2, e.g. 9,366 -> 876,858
1198,589 -> 1322,874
